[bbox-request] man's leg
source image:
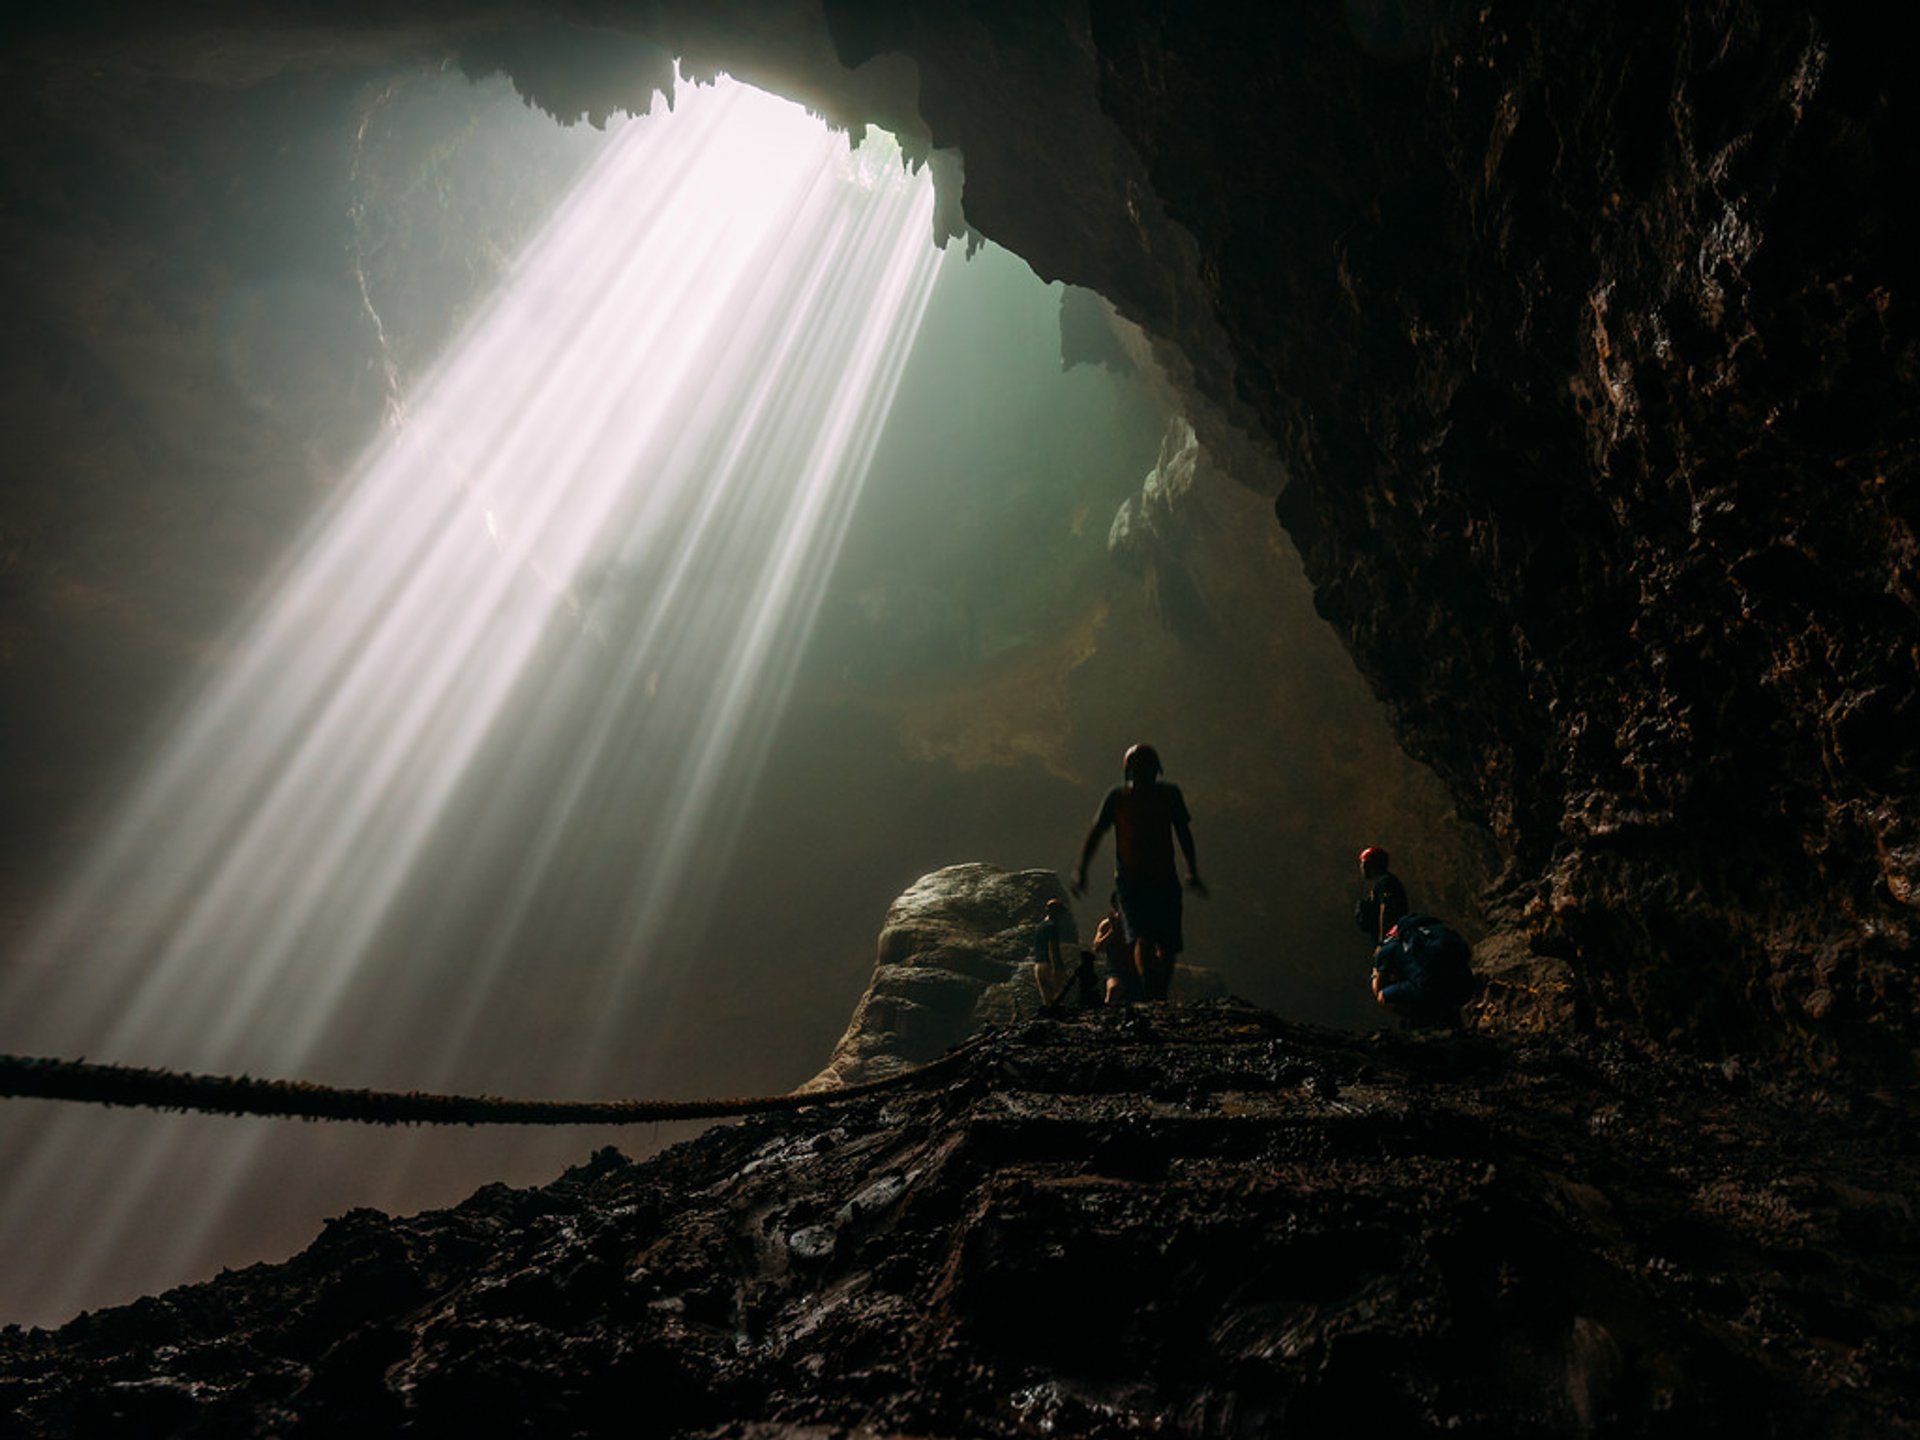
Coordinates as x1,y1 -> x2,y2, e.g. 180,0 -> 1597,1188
1143,943 -> 1174,1001
1142,883 -> 1183,1001
1105,945 -> 1143,1006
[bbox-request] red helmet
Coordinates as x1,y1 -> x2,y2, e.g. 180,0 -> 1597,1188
1122,743 -> 1162,780
1359,846 -> 1389,874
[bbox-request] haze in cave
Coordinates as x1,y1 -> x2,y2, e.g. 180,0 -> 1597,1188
0,62 -> 1466,1327
2,4 -> 1916,1431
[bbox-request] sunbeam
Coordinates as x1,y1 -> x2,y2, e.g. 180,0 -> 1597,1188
0,73 -> 942,1324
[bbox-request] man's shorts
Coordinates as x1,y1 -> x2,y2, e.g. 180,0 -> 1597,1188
1115,876 -> 1183,952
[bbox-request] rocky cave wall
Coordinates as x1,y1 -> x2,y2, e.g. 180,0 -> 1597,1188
1071,1 -> 1919,1061
9,0 -> 1917,1066
532,0 -> 1916,1065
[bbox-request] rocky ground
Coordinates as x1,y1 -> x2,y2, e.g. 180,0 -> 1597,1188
3,998 -> 1915,1437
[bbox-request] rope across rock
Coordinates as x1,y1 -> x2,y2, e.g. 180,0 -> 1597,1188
0,1040 -> 982,1127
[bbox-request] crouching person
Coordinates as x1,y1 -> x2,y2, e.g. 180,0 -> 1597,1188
1371,913 -> 1476,1029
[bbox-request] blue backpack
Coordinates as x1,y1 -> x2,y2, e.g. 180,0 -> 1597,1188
1374,912 -> 1475,1008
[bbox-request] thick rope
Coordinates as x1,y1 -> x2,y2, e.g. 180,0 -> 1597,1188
0,1041 -> 982,1127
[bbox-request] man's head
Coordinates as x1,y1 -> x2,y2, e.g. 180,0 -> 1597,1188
1045,898 -> 1069,920
1359,845 -> 1390,878
1122,743 -> 1162,783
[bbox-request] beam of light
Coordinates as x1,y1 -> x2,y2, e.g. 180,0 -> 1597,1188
0,74 -> 942,1325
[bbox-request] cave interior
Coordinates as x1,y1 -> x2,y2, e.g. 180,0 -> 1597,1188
0,0 -> 1916,1427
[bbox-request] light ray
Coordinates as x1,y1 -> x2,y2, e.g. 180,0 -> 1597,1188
0,73 -> 942,1324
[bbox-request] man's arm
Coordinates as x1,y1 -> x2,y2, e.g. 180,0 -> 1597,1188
1173,814 -> 1207,897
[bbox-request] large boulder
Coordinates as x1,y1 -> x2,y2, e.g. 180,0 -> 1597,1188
806,864 -> 1066,1091
806,862 -> 1227,1089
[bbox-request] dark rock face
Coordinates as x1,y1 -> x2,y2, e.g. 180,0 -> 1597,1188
1080,2 -> 1920,1061
803,4 -> 1919,1055
5,1003 -> 1916,1436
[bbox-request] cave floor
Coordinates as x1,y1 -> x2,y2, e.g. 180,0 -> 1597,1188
2,1000 -> 1916,1437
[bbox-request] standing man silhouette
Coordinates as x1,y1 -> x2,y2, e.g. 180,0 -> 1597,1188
1071,743 -> 1206,1001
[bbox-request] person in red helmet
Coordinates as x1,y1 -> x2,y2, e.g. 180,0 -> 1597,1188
1354,845 -> 1410,946
1070,743 -> 1206,1001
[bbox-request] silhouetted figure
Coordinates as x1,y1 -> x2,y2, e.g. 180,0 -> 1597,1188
1354,845 -> 1410,946
1034,897 -> 1071,1012
1071,743 -> 1206,1001
1034,897 -> 1100,1012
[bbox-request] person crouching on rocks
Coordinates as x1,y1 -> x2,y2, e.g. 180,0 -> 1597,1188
1071,743 -> 1206,1002
1371,912 -> 1476,1029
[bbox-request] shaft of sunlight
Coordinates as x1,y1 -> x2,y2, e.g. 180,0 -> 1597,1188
0,73 -> 942,1324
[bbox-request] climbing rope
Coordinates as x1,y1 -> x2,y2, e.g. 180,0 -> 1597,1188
0,1041 -> 981,1127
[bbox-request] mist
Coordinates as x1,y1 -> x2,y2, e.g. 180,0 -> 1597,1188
0,64 -> 1480,1328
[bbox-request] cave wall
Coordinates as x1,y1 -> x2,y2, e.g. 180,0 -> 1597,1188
701,0 -> 1918,1062
1074,1 -> 1919,1060
10,1 -> 1917,1064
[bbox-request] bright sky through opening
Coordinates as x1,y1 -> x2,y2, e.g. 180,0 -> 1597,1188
0,74 -> 942,1323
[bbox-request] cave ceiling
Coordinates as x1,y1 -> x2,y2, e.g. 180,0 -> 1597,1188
6,0 -> 1917,1067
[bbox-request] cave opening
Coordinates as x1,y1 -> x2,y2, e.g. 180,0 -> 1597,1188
0,54 -> 1477,1327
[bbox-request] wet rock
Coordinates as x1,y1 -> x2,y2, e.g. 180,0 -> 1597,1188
805,863 -> 1069,1089
5,1001 -> 1916,1436
786,1226 -> 836,1264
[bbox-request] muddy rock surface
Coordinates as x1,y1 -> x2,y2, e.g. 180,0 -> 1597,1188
4,1000 -> 1916,1437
